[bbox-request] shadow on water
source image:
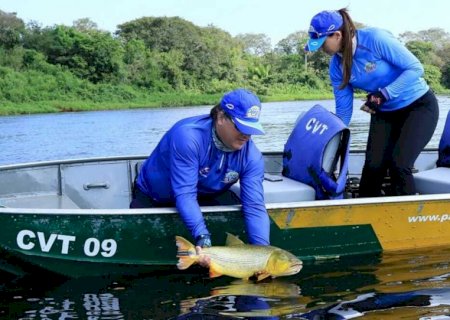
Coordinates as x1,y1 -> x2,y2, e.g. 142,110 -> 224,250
1,247 -> 450,319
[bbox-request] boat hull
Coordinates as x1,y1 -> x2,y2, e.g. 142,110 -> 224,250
0,153 -> 448,277
1,193 -> 449,277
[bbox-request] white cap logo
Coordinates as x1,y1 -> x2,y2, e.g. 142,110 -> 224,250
246,105 -> 260,119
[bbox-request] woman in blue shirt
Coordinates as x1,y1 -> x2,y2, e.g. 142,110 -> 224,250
130,89 -> 270,248
305,8 -> 439,197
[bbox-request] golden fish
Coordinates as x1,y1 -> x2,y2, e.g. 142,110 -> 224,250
176,233 -> 303,281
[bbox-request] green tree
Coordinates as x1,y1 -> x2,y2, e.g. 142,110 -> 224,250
117,16 -> 202,52
117,17 -> 245,91
275,31 -> 308,55
123,39 -> 170,90
423,64 -> 443,91
0,10 -> 25,49
157,49 -> 185,90
400,28 -> 450,48
22,21 -> 54,54
406,41 -> 443,68
274,31 -> 309,76
201,26 -> 245,84
235,33 -> 272,56
248,62 -> 271,81
0,46 -> 25,69
72,18 -> 99,32
37,25 -> 124,83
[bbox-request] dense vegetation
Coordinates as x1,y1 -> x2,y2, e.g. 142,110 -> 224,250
1,10 -> 449,115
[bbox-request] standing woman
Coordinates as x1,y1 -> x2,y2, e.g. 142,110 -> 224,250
305,8 -> 439,197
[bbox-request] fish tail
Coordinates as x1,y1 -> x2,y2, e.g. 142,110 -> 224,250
175,236 -> 197,270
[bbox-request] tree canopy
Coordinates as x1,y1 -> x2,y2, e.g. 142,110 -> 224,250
0,9 -> 449,111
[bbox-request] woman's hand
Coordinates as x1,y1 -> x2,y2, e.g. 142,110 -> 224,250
360,104 -> 377,114
362,91 -> 387,114
195,246 -> 211,267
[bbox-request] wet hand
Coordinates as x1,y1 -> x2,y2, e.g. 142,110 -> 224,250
195,246 -> 211,268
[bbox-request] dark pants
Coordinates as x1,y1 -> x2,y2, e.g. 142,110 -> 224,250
130,183 -> 241,208
359,90 -> 439,197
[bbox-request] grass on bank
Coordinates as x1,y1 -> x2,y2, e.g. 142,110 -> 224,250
0,63 -> 446,116
3,86 -> 449,116
0,90 -> 338,116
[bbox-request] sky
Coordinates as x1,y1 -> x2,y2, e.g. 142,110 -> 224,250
1,0 -> 449,45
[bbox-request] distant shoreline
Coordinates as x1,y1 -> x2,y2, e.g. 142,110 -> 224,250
0,91 -> 336,116
2,91 -> 447,117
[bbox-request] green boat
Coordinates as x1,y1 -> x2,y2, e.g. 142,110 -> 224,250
1,147 -> 449,277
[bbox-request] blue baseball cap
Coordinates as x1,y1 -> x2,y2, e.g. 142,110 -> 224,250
220,88 -> 265,135
305,10 -> 343,52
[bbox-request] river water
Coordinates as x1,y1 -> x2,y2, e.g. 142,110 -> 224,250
1,97 -> 450,319
1,97 -> 449,166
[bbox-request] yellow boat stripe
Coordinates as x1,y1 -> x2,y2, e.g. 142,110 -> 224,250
269,199 -> 450,251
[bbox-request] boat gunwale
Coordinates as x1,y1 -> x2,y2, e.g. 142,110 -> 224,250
0,154 -> 148,170
1,193 -> 449,215
0,148 -> 439,170
0,149 -> 446,214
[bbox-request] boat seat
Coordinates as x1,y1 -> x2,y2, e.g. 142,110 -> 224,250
0,193 -> 80,209
414,167 -> 450,194
230,174 -> 316,203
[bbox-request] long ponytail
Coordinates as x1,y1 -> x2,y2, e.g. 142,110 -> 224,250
338,8 -> 356,89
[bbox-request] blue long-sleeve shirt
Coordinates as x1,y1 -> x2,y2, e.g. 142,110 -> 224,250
330,27 -> 429,125
136,114 -> 269,245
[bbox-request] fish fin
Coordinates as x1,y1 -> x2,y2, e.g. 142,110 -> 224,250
225,233 -> 245,246
176,255 -> 197,270
175,236 -> 196,255
175,236 -> 197,270
209,268 -> 223,278
208,262 -> 222,278
256,272 -> 271,282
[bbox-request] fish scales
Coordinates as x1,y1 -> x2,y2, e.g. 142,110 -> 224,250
205,247 -> 271,267
175,235 -> 303,280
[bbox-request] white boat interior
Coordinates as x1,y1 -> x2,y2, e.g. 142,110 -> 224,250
0,149 -> 445,211
1,110 -> 449,211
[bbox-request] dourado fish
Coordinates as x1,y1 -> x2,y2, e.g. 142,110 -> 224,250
175,233 -> 303,281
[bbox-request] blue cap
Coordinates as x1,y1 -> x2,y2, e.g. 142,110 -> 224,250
305,10 -> 343,52
220,88 -> 265,135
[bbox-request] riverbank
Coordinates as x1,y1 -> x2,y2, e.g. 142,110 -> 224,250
2,89 -> 447,117
0,91 -> 336,116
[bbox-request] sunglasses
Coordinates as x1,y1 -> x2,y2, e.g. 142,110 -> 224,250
229,117 -> 251,136
309,30 -> 335,39
221,111 -> 250,136
230,118 -> 243,134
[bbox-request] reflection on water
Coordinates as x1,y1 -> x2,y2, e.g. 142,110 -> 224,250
177,281 -> 307,319
1,246 -> 450,319
295,287 -> 450,319
7,293 -> 123,319
0,96 -> 449,165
